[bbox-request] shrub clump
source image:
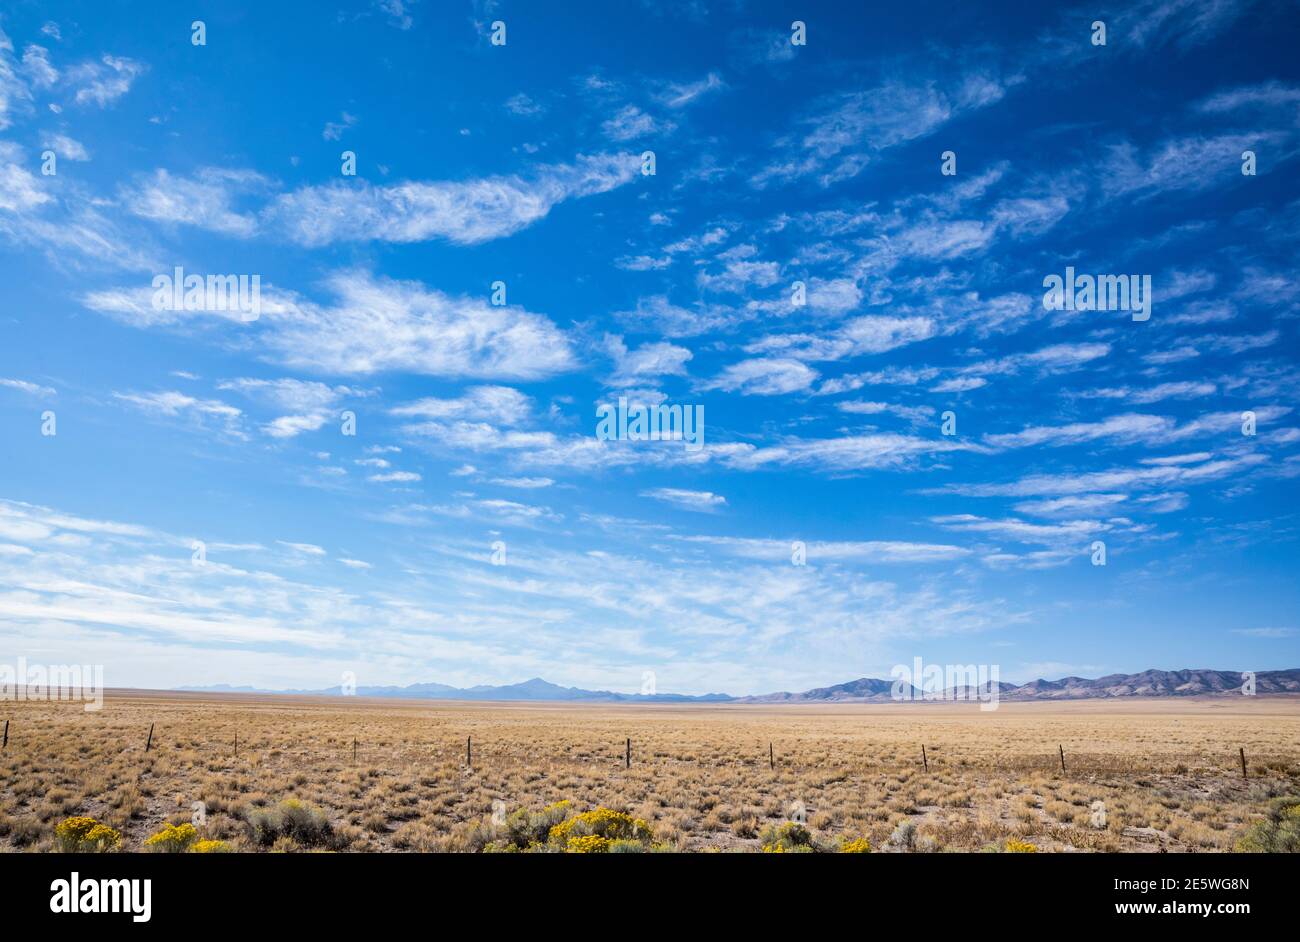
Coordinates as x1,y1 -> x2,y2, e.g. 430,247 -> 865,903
144,822 -> 198,853
759,821 -> 868,853
1237,797 -> 1300,852
190,839 -> 232,853
550,807 -> 655,853
481,803 -> 663,853
55,816 -> 121,853
485,800 -> 572,852
245,798 -> 334,848
1003,838 -> 1038,853
760,822 -> 815,853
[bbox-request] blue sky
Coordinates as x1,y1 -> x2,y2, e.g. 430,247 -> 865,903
0,0 -> 1297,695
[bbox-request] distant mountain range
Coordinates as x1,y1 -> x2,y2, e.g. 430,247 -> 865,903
739,669 -> 1300,702
180,677 -> 731,702
180,668 -> 1300,703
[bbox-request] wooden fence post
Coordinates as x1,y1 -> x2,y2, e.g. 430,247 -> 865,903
466,735 -> 472,769
145,723 -> 154,753
1059,744 -> 1066,773
625,738 -> 631,769
352,737 -> 357,763
921,744 -> 928,772
1240,747 -> 1248,780
2,719 -> 7,750
769,741 -> 774,770
233,732 -> 237,757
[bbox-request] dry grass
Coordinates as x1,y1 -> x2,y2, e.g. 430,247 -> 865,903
1,691 -> 1297,853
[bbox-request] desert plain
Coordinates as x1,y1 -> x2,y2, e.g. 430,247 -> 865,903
2,690 -> 1298,852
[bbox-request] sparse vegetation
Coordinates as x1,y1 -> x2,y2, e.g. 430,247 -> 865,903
144,822 -> 198,852
54,816 -> 121,852
1236,796 -> 1300,852
245,799 -> 335,849
2,693 -> 1296,853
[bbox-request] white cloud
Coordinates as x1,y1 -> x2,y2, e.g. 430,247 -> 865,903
0,30 -> 32,130
1013,494 -> 1128,517
984,408 -> 1291,450
0,378 -> 56,397
114,387 -> 241,420
657,72 -> 725,108
1101,133 -> 1277,200
604,335 -> 692,385
1231,627 -> 1297,638
369,471 -> 421,483
491,476 -> 554,489
752,74 -> 1009,188
0,145 -> 151,267
601,105 -> 674,142
931,377 -> 987,393
70,54 -> 146,107
641,487 -> 726,512
391,385 -> 533,425
504,93 -> 544,116
278,540 -> 326,556
43,133 -> 88,160
84,270 -> 578,381
614,295 -> 740,338
677,535 -> 970,563
0,142 -> 52,212
703,357 -> 818,396
265,153 -> 640,246
322,111 -> 358,140
931,452 -> 1268,498
375,0 -> 416,30
1117,0 -> 1255,50
22,45 -> 58,88
932,513 -> 1108,546
122,167 -> 268,237
985,413 -> 1177,449
1076,381 -> 1217,404
218,377 -> 363,413
726,431 -> 988,473
745,315 -> 935,362
836,400 -> 934,425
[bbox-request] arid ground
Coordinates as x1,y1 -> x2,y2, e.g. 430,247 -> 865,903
3,691 -> 1298,852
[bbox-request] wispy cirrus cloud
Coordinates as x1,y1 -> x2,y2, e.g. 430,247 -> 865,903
121,167 -> 270,237
83,270 -> 578,380
264,153 -> 641,246
640,487 -> 726,512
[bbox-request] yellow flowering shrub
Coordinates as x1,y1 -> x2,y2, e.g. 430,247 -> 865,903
1004,838 -> 1038,853
565,834 -> 611,853
190,839 -> 232,853
840,837 -> 872,854
144,822 -> 199,853
55,816 -> 121,852
482,802 -> 665,853
548,807 -> 652,846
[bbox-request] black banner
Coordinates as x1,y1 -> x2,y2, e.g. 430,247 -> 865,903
0,851 -> 1281,929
